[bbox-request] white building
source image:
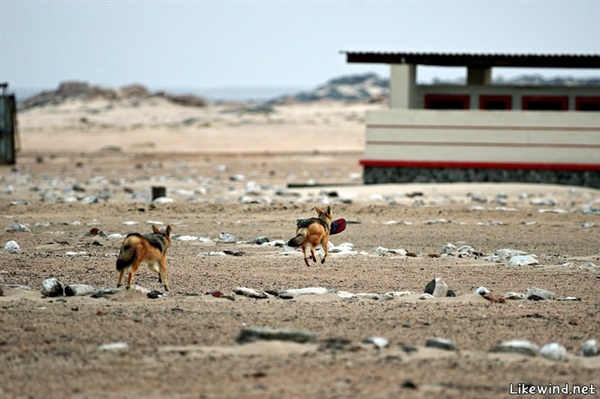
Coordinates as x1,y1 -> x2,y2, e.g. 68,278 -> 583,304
343,52 -> 600,188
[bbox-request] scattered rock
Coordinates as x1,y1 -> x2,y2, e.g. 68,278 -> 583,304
508,254 -> 539,266
64,284 -> 95,296
504,292 -> 527,300
147,290 -> 166,299
4,240 -> 20,254
539,342 -> 567,362
41,278 -> 64,297
425,338 -> 458,351
491,340 -> 539,356
234,287 -> 270,299
363,336 -> 389,349
424,277 -> 449,297
525,286 -> 556,300
579,339 -> 599,357
97,342 -> 129,351
4,222 -> 31,233
251,236 -> 270,245
278,287 -> 330,299
235,327 -> 317,344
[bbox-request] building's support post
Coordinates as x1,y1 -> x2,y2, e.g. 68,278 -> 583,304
389,63 -> 416,109
467,67 -> 492,85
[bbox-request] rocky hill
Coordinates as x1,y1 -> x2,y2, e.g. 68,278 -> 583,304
270,73 -> 389,104
18,81 -> 208,111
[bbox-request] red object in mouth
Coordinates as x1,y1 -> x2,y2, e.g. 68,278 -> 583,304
331,219 -> 346,235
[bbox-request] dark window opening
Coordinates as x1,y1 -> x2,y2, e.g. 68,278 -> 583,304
576,96 -> 600,111
424,94 -> 470,110
479,95 -> 512,110
522,96 -> 568,111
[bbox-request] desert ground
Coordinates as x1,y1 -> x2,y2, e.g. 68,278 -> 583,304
1,97 -> 599,399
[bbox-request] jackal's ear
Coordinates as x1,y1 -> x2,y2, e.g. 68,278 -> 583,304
152,225 -> 160,234
326,205 -> 332,215
314,206 -> 321,214
165,225 -> 172,237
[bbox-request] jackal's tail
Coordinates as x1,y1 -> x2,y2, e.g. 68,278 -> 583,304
287,230 -> 306,247
116,235 -> 139,270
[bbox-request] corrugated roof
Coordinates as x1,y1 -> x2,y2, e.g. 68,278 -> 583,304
341,51 -> 600,69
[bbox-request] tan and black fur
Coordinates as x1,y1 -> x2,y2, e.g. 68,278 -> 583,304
116,225 -> 172,291
287,206 -> 333,267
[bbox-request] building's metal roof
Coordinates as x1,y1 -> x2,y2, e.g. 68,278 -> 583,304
342,51 -> 600,69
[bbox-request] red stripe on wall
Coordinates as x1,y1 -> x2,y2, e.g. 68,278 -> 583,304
359,160 -> 600,171
367,124 -> 600,132
365,140 -> 600,149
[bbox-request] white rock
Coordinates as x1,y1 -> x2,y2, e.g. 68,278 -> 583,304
234,287 -> 270,299
491,340 -> 539,356
363,336 -> 389,349
279,287 -> 330,298
508,254 -> 539,266
504,292 -> 527,300
539,342 -> 567,362
441,243 -> 457,254
97,342 -> 129,351
4,240 -> 20,254
474,286 -> 490,295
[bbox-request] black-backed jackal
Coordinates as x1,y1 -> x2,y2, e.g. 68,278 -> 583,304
116,225 -> 172,291
287,206 -> 333,267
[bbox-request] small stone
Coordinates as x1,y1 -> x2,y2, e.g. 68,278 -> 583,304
4,222 -> 31,233
504,292 -> 527,300
424,277 -> 448,297
235,327 -> 317,344
41,278 -> 64,297
441,243 -> 457,254
278,287 -> 330,298
580,339 -> 599,357
539,342 -> 567,362
64,284 -> 95,296
217,232 -> 236,243
419,293 -> 434,300
491,340 -> 539,356
474,286 -> 490,295
97,342 -> 129,351
525,286 -> 556,300
425,337 -> 458,351
4,240 -> 20,254
252,236 -> 270,245
233,287 -> 270,299
508,254 -> 539,266
363,336 -> 389,349
147,290 -> 166,299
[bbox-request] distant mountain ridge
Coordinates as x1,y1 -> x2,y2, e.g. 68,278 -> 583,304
17,73 -> 600,109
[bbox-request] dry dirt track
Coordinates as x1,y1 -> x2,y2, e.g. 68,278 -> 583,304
0,149 -> 599,399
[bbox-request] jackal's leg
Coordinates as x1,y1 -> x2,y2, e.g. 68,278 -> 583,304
126,260 -> 143,289
117,269 -> 126,288
309,245 -> 318,263
321,237 -> 329,264
301,245 -> 310,267
159,256 -> 169,291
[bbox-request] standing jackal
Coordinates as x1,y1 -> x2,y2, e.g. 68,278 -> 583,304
287,206 -> 333,267
116,224 -> 172,291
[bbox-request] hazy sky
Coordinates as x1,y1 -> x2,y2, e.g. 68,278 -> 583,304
1,0 -> 599,93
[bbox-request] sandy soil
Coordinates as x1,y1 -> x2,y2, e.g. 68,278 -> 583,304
1,99 -> 599,399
